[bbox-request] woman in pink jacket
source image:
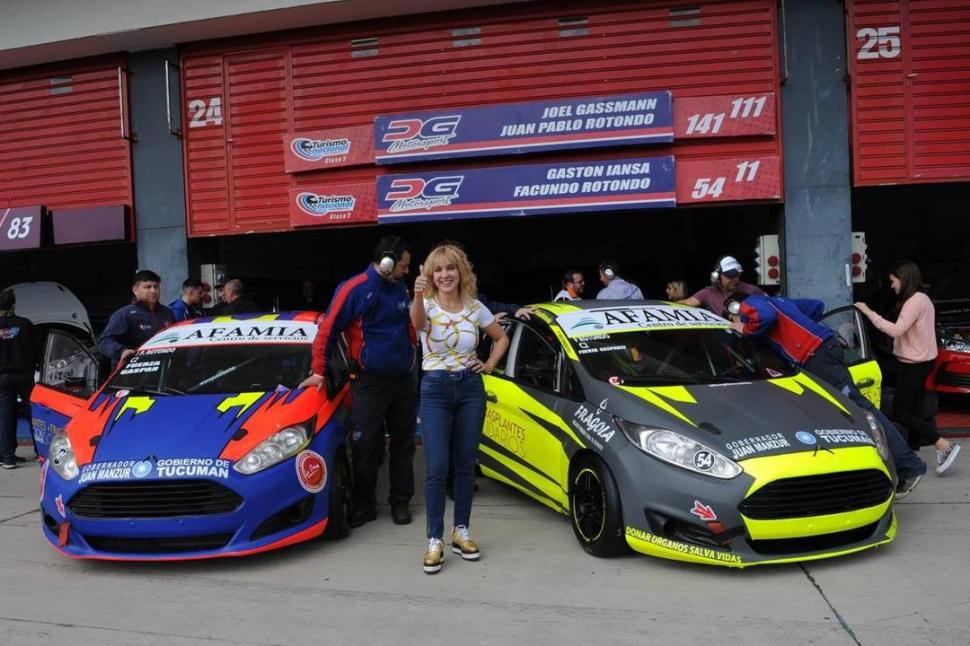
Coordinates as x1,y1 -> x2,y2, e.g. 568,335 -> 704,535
856,261 -> 960,475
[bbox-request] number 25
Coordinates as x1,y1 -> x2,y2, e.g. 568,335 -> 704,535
857,26 -> 901,60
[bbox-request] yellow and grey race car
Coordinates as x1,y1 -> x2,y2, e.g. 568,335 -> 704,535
477,301 -> 895,568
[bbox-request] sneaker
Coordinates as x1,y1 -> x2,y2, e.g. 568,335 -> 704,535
423,538 -> 444,574
451,525 -> 480,561
895,473 -> 923,500
390,501 -> 412,525
936,443 -> 961,475
0,461 -> 16,470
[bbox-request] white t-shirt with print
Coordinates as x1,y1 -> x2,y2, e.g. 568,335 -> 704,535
420,298 -> 494,371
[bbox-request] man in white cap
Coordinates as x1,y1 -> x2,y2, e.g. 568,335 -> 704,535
680,255 -> 764,315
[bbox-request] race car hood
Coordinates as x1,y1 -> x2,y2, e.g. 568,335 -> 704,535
65,388 -> 319,467
592,371 -> 878,462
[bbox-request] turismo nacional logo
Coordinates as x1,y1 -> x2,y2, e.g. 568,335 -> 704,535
297,192 -> 356,217
291,137 -> 351,161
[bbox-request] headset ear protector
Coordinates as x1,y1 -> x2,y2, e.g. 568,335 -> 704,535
724,298 -> 742,318
378,250 -> 398,276
602,264 -> 615,280
711,256 -> 727,284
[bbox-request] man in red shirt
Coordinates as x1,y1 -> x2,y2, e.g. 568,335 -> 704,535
680,255 -> 764,315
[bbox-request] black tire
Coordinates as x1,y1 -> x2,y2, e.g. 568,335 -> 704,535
569,454 -> 627,557
323,450 -> 352,540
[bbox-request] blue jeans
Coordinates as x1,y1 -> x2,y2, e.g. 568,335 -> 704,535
421,370 -> 486,540
803,341 -> 926,480
842,384 -> 927,480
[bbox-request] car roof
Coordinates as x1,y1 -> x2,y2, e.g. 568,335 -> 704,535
142,311 -> 320,349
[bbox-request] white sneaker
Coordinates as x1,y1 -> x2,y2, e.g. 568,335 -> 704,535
936,442 -> 961,474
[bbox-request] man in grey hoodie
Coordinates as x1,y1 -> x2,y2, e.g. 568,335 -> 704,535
595,261 -> 643,300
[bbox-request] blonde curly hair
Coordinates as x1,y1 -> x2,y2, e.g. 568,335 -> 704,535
421,243 -> 478,304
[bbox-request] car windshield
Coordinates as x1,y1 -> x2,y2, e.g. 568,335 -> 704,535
572,328 -> 796,385
103,345 -> 311,395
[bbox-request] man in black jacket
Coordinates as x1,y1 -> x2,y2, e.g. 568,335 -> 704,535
218,279 -> 261,315
0,289 -> 41,468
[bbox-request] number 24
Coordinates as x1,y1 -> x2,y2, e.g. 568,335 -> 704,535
188,98 -> 223,128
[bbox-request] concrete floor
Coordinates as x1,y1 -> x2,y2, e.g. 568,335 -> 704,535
0,445 -> 966,646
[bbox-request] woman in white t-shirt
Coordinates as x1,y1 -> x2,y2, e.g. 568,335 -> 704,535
410,243 -> 509,574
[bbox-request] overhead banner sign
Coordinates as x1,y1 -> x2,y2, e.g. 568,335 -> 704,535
288,182 -> 377,228
374,91 -> 673,165
376,156 -> 675,224
284,125 -> 374,173
52,205 -> 128,244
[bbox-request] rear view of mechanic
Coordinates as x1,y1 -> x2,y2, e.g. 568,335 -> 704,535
98,270 -> 176,367
0,290 -> 40,468
301,236 -> 418,527
725,292 -> 927,499
596,261 -> 643,300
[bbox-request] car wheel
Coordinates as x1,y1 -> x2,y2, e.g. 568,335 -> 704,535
324,451 -> 352,540
570,455 -> 627,557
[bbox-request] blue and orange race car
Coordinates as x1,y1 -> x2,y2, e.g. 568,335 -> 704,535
30,312 -> 353,560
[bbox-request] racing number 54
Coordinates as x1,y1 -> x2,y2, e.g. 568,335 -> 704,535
691,160 -> 761,199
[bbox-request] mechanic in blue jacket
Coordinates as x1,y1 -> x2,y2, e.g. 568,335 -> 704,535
301,236 -> 418,527
725,292 -> 927,498
98,270 -> 176,366
167,278 -> 204,322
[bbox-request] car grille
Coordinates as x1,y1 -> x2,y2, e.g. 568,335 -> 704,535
738,470 -> 892,520
937,370 -> 970,388
748,522 -> 880,555
83,533 -> 233,554
69,480 -> 243,519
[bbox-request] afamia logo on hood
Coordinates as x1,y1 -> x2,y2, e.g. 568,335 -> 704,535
559,306 -> 728,338
147,323 -> 313,347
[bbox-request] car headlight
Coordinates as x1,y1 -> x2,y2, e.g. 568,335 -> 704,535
49,432 -> 79,481
233,425 -> 310,475
865,413 -> 891,462
941,337 -> 968,353
616,418 -> 741,479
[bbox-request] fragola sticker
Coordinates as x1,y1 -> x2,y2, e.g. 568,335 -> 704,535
295,450 -> 327,493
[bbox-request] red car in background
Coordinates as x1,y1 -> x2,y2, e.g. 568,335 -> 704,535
928,300 -> 970,394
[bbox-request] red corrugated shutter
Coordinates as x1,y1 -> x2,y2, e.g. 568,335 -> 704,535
182,0 -> 780,236
0,57 -> 133,211
848,0 -> 970,186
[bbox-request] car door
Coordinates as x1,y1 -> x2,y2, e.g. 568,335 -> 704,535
820,306 -> 882,408
29,330 -> 101,459
479,320 -> 577,513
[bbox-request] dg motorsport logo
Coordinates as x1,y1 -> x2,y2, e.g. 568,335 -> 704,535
382,115 -> 461,154
383,176 -> 463,213
291,137 -> 351,161
296,192 -> 357,218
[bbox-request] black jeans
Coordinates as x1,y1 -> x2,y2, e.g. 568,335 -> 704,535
349,369 -> 418,512
0,375 -> 33,462
892,358 -> 939,447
